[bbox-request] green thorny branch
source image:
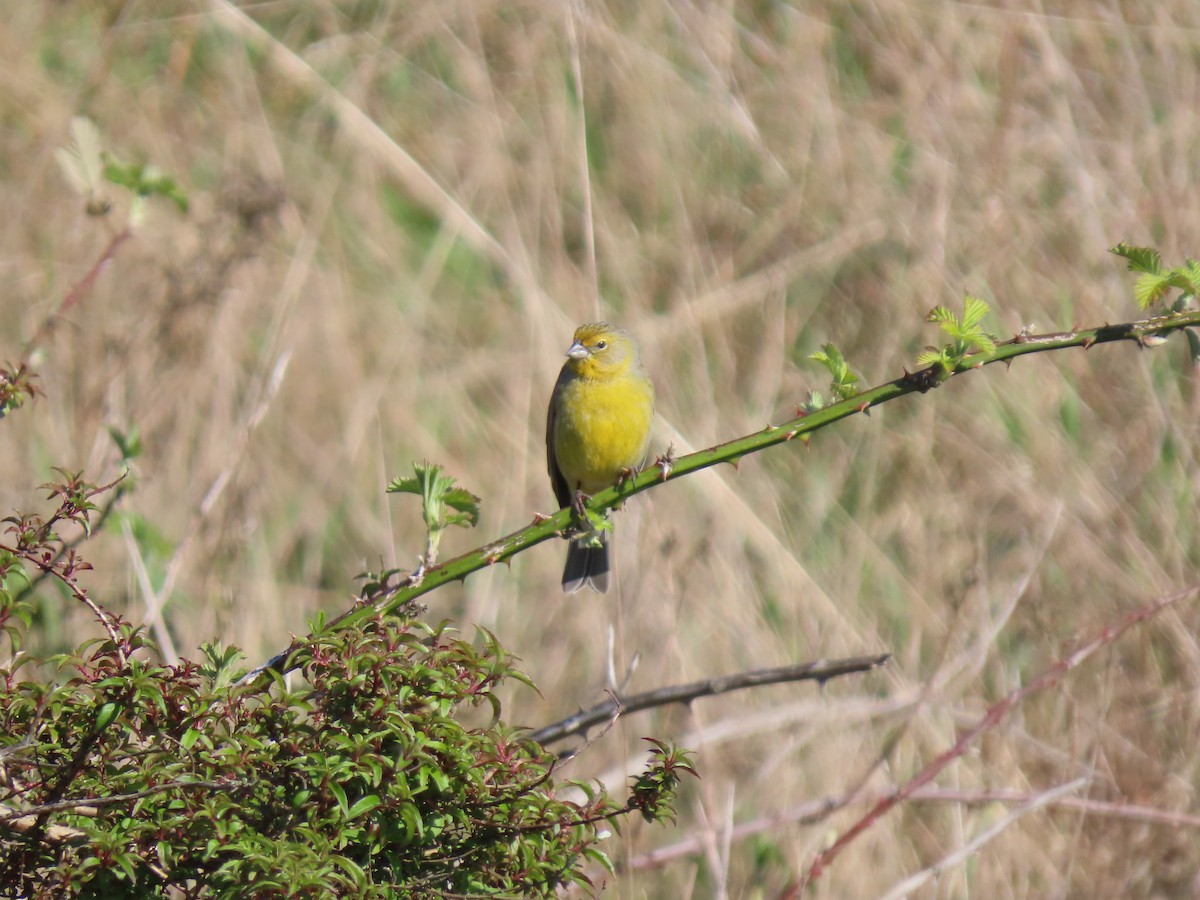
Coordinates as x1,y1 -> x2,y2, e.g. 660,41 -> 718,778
248,244 -> 1200,682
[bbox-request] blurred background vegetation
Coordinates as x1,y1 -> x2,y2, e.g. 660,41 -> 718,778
3,1 -> 1200,896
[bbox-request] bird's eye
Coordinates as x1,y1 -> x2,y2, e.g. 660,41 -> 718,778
595,340 -> 607,350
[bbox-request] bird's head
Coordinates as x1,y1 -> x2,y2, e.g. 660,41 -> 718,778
564,322 -> 639,379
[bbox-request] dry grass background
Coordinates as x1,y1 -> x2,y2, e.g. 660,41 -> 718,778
3,1 -> 1200,896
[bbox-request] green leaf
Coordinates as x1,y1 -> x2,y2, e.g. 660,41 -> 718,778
347,795 -> 382,819
331,853 -> 367,886
94,701 -> 121,731
399,803 -> 424,839
583,846 -> 615,875
1134,272 -> 1173,309
968,332 -> 997,354
1164,270 -> 1199,296
330,782 -> 348,815
388,462 -> 480,532
103,159 -> 190,212
115,853 -> 139,883
106,425 -> 142,462
926,305 -> 956,325
386,471 -> 425,496
1181,259 -> 1200,292
1111,242 -> 1162,274
810,343 -> 846,376
441,486 -> 480,528
810,342 -> 860,401
961,295 -> 990,330
582,509 -> 611,536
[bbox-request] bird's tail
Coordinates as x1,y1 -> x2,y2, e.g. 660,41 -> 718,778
562,530 -> 610,594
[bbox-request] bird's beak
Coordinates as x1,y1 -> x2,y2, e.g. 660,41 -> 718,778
566,339 -> 590,360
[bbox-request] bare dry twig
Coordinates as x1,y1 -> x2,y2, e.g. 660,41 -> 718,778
528,653 -> 891,746
878,777 -> 1091,899
783,584 -> 1200,894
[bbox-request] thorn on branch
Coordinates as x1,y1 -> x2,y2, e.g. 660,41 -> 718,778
655,445 -> 676,481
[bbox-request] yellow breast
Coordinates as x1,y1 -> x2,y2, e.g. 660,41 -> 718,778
552,371 -> 654,495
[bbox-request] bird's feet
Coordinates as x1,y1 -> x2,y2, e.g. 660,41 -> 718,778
571,489 -> 592,517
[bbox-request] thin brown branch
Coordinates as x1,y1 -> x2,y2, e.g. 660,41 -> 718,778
21,228 -> 132,366
14,476 -> 130,604
0,779 -> 238,848
789,584 -> 1200,893
527,654 -> 891,747
3,538 -> 126,661
12,471 -> 131,616
542,689 -> 626,766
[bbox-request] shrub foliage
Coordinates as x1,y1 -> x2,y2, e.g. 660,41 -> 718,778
0,579 -> 692,897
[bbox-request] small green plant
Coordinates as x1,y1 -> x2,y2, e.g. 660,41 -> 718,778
807,342 -> 861,410
388,462 -> 480,575
917,294 -> 997,372
626,738 -> 699,823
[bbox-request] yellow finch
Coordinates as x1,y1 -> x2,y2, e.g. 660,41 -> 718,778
546,323 -> 655,593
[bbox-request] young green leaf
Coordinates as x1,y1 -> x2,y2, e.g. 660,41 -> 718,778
1111,242 -> 1162,274
926,305 -> 956,325
961,295 -> 989,331
103,159 -> 190,213
810,343 -> 860,402
388,462 -> 481,565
